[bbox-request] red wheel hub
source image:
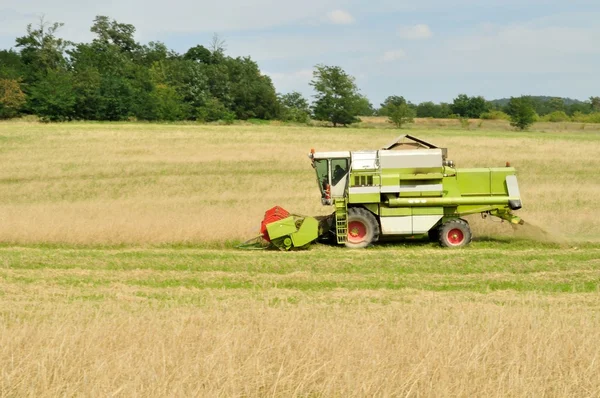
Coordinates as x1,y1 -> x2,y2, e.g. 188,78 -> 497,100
348,221 -> 367,243
447,228 -> 465,245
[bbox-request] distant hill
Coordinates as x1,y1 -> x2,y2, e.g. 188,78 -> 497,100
489,96 -> 586,107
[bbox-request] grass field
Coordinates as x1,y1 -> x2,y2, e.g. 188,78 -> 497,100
1,120 -> 600,396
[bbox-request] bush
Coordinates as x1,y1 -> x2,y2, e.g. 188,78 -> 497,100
459,117 -> 471,129
197,97 -> 229,122
277,91 -> 311,123
147,84 -> 185,121
221,111 -> 236,125
572,111 -> 600,123
542,111 -> 570,122
279,107 -> 310,123
571,111 -> 587,122
480,110 -> 510,120
247,118 -> 270,125
586,113 -> 600,123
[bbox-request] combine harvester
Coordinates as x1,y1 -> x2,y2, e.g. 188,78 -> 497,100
245,135 -> 523,250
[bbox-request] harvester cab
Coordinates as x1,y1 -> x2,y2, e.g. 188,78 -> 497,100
242,135 -> 524,251
310,149 -> 351,205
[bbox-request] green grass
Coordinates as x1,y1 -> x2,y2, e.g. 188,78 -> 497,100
2,243 -> 599,300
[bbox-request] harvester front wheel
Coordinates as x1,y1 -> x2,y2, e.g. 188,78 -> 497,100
345,207 -> 380,249
428,227 -> 439,242
438,219 -> 472,248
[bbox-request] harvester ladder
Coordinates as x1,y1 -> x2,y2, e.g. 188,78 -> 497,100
334,199 -> 348,244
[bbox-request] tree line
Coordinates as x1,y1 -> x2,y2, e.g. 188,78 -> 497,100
1,16 -> 599,130
0,16 -> 286,123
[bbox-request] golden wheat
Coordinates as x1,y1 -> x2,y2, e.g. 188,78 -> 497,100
0,121 -> 598,244
1,291 -> 599,397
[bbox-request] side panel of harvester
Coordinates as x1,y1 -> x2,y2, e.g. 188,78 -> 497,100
348,148 -> 445,235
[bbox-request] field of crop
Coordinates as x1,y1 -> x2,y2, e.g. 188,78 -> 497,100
1,120 -> 600,396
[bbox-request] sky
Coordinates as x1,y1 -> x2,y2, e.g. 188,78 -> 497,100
1,0 -> 599,105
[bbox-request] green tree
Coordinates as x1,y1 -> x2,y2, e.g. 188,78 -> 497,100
355,95 -> 374,116
0,50 -> 24,80
505,96 -> 537,130
226,57 -> 279,120
451,94 -> 489,118
415,101 -> 453,118
184,45 -> 212,64
0,78 -> 26,118
310,65 -> 361,127
469,96 -> 490,117
71,67 -> 102,119
388,102 -> 415,128
438,103 -> 452,118
450,94 -> 470,117
591,96 -> 600,112
28,69 -> 76,121
197,97 -> 233,122
547,97 -> 565,113
138,41 -> 174,67
68,16 -> 151,121
278,91 -> 310,123
69,41 -> 136,120
8,16 -> 299,122
146,83 -> 185,121
154,58 -> 209,119
15,17 -> 69,82
567,101 -> 592,116
90,16 -> 139,53
378,96 -> 408,116
97,74 -> 135,120
415,101 -> 437,117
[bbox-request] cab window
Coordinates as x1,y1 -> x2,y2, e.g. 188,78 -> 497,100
313,159 -> 329,193
331,158 -> 349,186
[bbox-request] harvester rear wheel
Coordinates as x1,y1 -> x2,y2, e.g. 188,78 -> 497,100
345,207 -> 380,249
438,219 -> 472,248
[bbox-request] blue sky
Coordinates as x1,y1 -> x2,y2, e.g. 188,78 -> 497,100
1,0 -> 599,105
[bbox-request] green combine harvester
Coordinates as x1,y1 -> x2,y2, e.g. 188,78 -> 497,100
246,135 -> 523,250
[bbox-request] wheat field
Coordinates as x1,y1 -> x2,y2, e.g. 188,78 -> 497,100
0,120 -> 599,244
1,120 -> 600,397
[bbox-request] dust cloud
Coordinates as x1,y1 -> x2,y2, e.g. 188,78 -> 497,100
511,220 -> 569,246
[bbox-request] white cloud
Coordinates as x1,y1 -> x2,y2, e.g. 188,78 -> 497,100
382,49 -> 406,61
445,24 -> 600,73
398,24 -> 433,39
266,69 -> 313,86
0,0 -> 346,41
267,69 -> 313,81
262,69 -> 314,97
327,9 -> 354,25
226,30 -> 382,61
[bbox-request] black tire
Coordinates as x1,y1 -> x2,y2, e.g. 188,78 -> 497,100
438,219 -> 472,248
345,207 -> 380,249
428,226 -> 439,241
